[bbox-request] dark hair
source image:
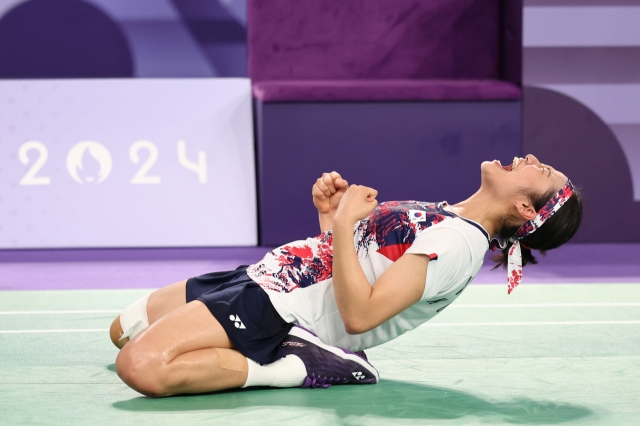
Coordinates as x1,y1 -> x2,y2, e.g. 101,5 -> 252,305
492,186 -> 583,270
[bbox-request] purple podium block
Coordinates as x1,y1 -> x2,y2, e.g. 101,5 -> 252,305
248,0 -> 523,245
255,100 -> 521,245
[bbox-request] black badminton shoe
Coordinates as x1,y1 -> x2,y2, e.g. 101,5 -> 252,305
281,325 -> 379,389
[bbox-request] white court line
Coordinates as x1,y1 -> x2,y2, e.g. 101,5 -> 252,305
2,321 -> 640,334
1,304 -> 639,315
0,329 -> 109,334
0,310 -> 121,315
450,303 -> 640,308
421,321 -> 640,327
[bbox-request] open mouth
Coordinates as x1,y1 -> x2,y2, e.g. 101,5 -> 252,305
502,157 -> 521,172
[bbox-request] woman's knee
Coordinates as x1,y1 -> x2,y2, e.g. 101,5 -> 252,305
117,293 -> 151,344
115,344 -> 169,397
109,315 -> 126,349
111,282 -> 187,349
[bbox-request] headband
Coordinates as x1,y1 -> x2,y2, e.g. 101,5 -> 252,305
501,179 -> 575,294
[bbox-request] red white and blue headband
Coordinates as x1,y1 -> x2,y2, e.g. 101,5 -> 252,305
495,179 -> 575,294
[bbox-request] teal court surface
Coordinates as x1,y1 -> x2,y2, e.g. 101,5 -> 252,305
1,284 -> 639,425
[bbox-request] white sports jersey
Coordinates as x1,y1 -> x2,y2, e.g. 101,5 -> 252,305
247,201 -> 489,351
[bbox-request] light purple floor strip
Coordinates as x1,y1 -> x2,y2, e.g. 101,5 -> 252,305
0,244 -> 639,291
475,243 -> 640,284
0,247 -> 268,291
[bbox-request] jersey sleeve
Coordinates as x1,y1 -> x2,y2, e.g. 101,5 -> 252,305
405,226 -> 472,300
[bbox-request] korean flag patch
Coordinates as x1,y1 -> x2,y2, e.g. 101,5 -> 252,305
408,210 -> 425,224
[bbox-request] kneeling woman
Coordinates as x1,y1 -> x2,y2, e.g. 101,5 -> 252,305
110,154 -> 582,397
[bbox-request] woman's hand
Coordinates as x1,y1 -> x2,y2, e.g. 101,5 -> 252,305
312,171 -> 349,214
334,184 -> 379,225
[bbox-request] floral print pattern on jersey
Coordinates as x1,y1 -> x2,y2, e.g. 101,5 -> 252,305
246,201 -> 453,293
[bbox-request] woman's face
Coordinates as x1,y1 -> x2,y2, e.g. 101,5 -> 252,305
481,154 -> 568,200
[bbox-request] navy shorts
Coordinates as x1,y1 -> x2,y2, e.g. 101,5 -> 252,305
186,266 -> 292,364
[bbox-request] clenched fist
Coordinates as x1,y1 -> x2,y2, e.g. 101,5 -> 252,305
312,171 -> 349,214
335,184 -> 379,224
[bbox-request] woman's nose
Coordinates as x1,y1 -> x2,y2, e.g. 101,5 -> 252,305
525,154 -> 540,165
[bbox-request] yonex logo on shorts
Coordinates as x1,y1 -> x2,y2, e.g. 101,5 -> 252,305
229,315 -> 246,329
282,341 -> 306,347
353,371 -> 364,380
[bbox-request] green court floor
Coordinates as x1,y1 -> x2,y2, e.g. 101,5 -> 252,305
1,284 -> 639,425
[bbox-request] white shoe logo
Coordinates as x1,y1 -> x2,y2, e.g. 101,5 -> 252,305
229,315 -> 246,329
353,371 -> 364,380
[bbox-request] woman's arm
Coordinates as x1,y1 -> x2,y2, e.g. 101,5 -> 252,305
318,211 -> 335,233
312,172 -> 348,232
332,185 -> 430,334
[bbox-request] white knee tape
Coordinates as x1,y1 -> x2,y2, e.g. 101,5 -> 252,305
119,294 -> 150,341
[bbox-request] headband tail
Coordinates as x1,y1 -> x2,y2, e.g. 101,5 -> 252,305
507,240 -> 522,294
506,178 -> 574,294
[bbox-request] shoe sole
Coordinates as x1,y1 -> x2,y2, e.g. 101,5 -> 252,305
289,326 -> 380,382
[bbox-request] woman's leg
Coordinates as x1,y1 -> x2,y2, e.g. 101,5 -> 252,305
115,299 -> 248,397
110,279 -> 188,348
115,298 -> 381,397
114,299 -> 377,397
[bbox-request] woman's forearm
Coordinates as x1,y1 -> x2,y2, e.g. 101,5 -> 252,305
318,211 -> 335,233
331,218 -> 374,334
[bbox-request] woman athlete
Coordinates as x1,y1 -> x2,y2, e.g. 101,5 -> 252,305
110,154 -> 582,397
